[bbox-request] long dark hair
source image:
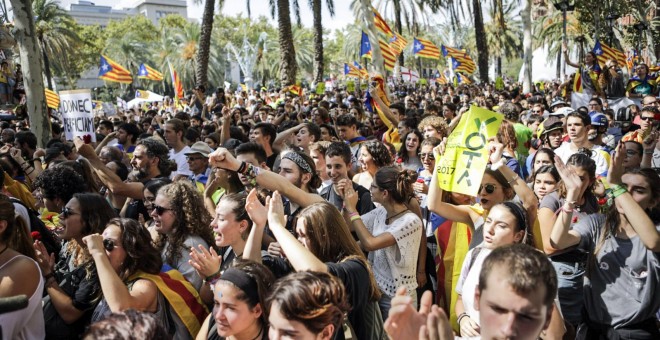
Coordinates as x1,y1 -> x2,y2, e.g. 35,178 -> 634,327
373,166 -> 417,204
107,218 -> 162,280
0,194 -> 34,259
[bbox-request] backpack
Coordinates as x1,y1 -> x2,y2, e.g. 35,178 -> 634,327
11,197 -> 61,257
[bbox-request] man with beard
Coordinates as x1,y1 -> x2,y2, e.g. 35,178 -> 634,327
73,137 -> 174,220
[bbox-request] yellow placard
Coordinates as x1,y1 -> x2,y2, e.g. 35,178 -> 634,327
316,82 -> 325,94
436,106 -> 503,197
346,80 -> 355,93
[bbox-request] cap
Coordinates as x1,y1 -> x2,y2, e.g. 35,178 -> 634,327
550,107 -> 574,117
589,112 -> 608,127
185,141 -> 213,158
549,98 -> 567,109
541,116 -> 563,136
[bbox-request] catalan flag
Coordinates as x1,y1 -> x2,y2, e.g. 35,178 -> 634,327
450,57 -> 474,75
98,55 -> 132,84
354,61 -> 369,79
361,32 -> 396,71
413,37 -> 441,60
344,63 -> 360,77
592,40 -> 626,69
389,32 -> 408,56
168,62 -> 184,101
573,71 -> 583,93
44,88 -> 59,109
456,73 -> 472,84
442,45 -> 476,74
137,63 -> 164,81
372,7 -> 393,37
288,84 -> 303,96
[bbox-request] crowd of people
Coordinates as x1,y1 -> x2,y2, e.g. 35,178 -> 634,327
0,56 -> 659,340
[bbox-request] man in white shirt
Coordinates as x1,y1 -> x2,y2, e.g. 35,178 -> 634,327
553,110 -> 609,176
163,118 -> 192,179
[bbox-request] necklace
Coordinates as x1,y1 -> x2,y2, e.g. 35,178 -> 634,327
386,209 -> 409,224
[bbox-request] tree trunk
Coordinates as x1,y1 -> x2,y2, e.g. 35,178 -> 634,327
40,38 -> 53,90
556,50 -> 561,79
195,0 -> 216,88
312,0 -> 323,83
472,0 -> 489,83
496,57 -> 502,77
394,0 -> 404,65
10,0 -> 50,147
277,0 -> 298,86
522,0 -> 533,93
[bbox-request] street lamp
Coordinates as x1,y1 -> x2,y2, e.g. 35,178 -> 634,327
553,0 -> 575,80
605,11 -> 620,45
632,21 -> 648,62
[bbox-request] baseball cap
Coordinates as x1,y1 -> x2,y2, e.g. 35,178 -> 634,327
540,116 -> 563,136
550,107 -> 574,117
589,112 -> 608,127
184,141 -> 213,158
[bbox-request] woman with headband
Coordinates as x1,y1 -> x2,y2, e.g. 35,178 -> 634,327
196,259 -> 274,340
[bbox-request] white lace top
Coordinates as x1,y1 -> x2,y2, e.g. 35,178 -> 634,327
362,206 -> 422,297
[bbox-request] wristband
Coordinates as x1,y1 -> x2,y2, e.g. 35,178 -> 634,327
457,312 -> 469,326
609,184 -> 627,199
350,215 -> 362,222
507,174 -> 519,184
644,149 -> 655,154
237,161 -> 247,174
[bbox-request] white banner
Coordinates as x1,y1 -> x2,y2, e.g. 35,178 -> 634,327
59,89 -> 96,142
571,93 -> 637,113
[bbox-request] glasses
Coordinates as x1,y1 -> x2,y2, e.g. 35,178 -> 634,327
643,101 -> 658,106
103,239 -> 121,252
61,207 -> 79,219
419,153 -> 435,160
639,116 -> 655,121
479,184 -> 497,194
153,205 -> 172,215
532,110 -> 542,114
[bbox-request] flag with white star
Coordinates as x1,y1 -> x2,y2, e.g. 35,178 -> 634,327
98,55 -> 132,84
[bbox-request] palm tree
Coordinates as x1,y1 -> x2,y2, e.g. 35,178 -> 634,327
195,0 -> 225,88
485,0 -> 522,77
472,0 -> 488,82
310,0 -> 335,83
33,0 -> 79,89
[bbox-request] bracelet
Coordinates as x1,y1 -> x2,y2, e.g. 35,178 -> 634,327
19,162 -> 30,170
644,149 -> 655,154
244,164 -> 260,187
350,215 -> 362,222
237,161 -> 247,174
507,174 -> 519,184
204,266 -> 223,286
457,312 -> 469,325
609,184 -> 627,199
347,211 -> 359,218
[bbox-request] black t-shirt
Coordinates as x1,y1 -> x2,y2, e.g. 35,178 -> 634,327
320,182 -> 375,216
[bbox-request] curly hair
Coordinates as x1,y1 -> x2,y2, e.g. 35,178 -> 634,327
417,115 -> 448,139
33,166 -> 87,202
136,138 -> 175,178
107,218 -> 162,281
83,309 -> 170,340
361,140 -> 392,167
56,159 -> 101,193
156,181 -> 215,265
266,271 -> 350,335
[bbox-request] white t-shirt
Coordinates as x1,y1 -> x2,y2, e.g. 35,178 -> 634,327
362,206 -> 423,298
553,142 -> 609,176
456,246 -> 492,325
169,145 -> 193,178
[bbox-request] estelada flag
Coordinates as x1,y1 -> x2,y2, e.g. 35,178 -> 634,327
98,55 -> 132,84
360,32 -> 396,71
168,62 -> 184,100
592,40 -> 626,69
344,63 -> 361,77
354,61 -> 369,79
44,88 -> 59,109
138,63 -> 164,81
413,37 -> 441,60
389,32 -> 408,56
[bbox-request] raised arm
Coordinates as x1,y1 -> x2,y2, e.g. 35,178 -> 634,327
427,142 -> 478,225
74,138 -> 145,199
219,107 -> 231,145
341,180 -> 396,252
208,148 -> 325,208
267,191 -> 328,272
84,234 -> 158,312
563,42 -> 580,69
608,143 -> 660,251
369,88 -> 399,127
548,156 -> 583,250
273,123 -> 304,151
490,144 -> 538,224
94,131 -> 118,155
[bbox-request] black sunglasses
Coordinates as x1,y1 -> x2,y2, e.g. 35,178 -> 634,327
61,207 -> 79,219
419,152 -> 435,160
103,239 -> 119,252
479,184 -> 497,194
154,205 -> 172,215
640,116 -> 655,121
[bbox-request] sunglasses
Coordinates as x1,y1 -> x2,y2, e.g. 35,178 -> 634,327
419,153 -> 435,160
479,184 -> 497,194
643,101 -> 658,106
532,110 -> 542,114
61,207 -> 79,219
640,116 -> 655,121
103,239 -> 120,252
153,205 -> 172,215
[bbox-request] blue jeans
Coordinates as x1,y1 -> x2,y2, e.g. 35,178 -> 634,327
552,260 -> 585,326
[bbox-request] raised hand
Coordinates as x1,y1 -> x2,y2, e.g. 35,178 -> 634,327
608,142 -> 626,186
245,188 -> 268,228
339,179 -> 359,212
33,240 -> 55,275
267,191 -> 287,230
189,245 -> 221,278
554,155 -> 583,200
208,148 -> 240,172
82,234 -> 105,257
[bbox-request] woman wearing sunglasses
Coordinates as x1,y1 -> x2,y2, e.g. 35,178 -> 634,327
150,180 -> 215,292
139,178 -> 172,234
34,193 -> 117,339
428,141 -> 538,250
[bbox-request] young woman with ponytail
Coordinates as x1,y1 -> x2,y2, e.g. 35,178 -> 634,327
342,166 -> 423,319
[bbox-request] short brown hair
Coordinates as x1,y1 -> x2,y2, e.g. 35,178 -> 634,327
479,244 -> 557,307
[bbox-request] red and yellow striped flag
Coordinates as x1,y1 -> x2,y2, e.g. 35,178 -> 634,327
44,88 -> 59,109
138,63 -> 164,81
98,55 -> 132,84
413,37 -> 441,60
